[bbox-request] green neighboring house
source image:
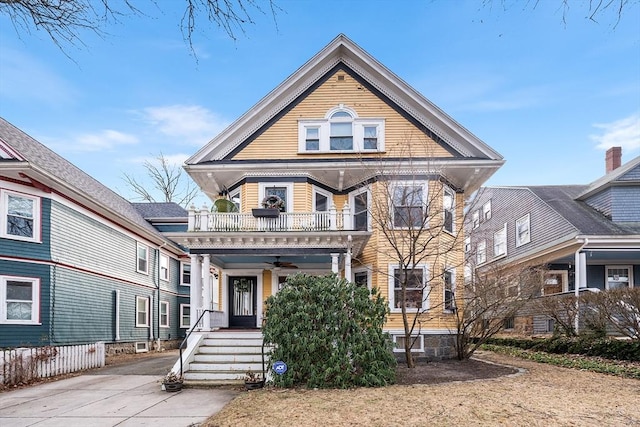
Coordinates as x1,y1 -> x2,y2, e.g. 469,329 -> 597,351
0,117 -> 189,352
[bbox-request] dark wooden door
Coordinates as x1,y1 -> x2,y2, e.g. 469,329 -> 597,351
228,276 -> 257,328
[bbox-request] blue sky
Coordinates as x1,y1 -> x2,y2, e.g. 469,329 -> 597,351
1,0 -> 639,206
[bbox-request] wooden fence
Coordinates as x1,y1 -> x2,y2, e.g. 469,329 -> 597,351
0,342 -> 105,386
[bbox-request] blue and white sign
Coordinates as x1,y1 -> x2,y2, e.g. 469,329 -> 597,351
273,361 -> 287,375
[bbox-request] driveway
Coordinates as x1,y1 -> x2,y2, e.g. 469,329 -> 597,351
0,350 -> 239,427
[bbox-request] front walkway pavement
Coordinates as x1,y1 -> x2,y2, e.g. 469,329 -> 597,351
0,373 -> 238,426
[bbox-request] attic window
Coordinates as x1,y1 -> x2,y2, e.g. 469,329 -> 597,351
337,75 -> 345,81
298,105 -> 385,153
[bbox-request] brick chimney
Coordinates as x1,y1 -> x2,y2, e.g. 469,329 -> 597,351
605,146 -> 622,173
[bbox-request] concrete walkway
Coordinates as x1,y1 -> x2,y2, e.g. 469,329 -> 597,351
0,352 -> 239,426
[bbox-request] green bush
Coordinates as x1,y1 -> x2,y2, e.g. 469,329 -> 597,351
484,336 -> 640,361
262,274 -> 397,388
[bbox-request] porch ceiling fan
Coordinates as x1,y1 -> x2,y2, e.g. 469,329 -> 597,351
266,256 -> 298,269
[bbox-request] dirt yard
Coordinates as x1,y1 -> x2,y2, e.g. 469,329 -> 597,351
203,351 -> 640,427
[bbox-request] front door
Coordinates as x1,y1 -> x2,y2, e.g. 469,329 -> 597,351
228,276 -> 257,328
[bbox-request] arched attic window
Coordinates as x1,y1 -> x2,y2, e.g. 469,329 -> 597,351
298,104 -> 384,153
329,110 -> 354,150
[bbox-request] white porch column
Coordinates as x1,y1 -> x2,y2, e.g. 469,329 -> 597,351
211,267 -> 220,311
329,203 -> 337,231
578,252 -> 587,288
342,201 -> 352,230
331,253 -> 340,274
202,254 -> 211,330
344,235 -> 352,281
190,255 -> 202,329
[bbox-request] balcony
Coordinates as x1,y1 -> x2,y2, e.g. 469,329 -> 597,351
187,204 -> 353,232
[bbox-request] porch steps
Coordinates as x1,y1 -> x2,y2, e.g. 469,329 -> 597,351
183,331 -> 265,384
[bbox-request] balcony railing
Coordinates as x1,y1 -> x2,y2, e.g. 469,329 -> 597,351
188,203 -> 353,232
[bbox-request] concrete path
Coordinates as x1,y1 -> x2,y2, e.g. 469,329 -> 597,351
0,352 -> 239,427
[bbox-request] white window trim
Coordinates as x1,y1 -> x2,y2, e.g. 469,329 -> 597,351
136,242 -> 149,275
472,210 -> 480,229
350,187 -> 371,232
543,270 -> 569,294
390,181 -> 429,230
229,188 -> 241,212
483,200 -> 492,221
477,240 -> 487,265
605,265 -> 633,290
1,275 -> 40,324
159,253 -> 170,282
493,223 -> 507,259
179,304 -> 190,328
443,186 -> 455,234
180,262 -> 191,286
388,264 -> 429,313
352,266 -> 372,290
136,296 -> 150,328
258,182 -> 294,212
0,189 -> 41,243
159,301 -> 170,328
392,334 -> 424,353
312,186 -> 333,212
515,214 -> 531,247
443,268 -> 456,312
297,105 -> 385,153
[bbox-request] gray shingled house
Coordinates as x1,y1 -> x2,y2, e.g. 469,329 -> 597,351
467,147 -> 640,335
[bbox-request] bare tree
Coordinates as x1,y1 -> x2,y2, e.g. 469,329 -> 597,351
582,288 -> 640,340
355,135 -> 466,368
452,260 -> 544,359
535,292 -> 581,337
0,0 -> 278,56
480,0 -> 637,28
122,152 -> 199,207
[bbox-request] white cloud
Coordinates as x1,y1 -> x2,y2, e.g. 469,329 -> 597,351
43,129 -> 139,153
137,105 -> 229,146
126,153 -> 191,166
590,113 -> 640,152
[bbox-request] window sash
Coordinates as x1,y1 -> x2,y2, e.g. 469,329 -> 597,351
392,184 -> 426,228
2,277 -> 39,324
160,301 -> 169,327
477,241 -> 487,264
516,214 -> 531,246
493,226 -> 506,257
353,191 -> 368,231
393,268 -> 424,309
136,297 -> 149,327
181,262 -> 191,285
443,271 -> 455,311
137,243 -> 148,274
180,304 -> 190,328
160,254 -> 169,281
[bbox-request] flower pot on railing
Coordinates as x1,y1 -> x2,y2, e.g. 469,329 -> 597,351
252,208 -> 280,218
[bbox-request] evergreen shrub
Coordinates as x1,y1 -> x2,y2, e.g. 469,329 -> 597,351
262,274 -> 397,388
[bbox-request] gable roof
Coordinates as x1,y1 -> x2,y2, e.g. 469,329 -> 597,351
184,34 -> 503,197
577,156 -> 640,200
188,34 -> 502,164
526,185 -> 640,236
0,117 -> 183,253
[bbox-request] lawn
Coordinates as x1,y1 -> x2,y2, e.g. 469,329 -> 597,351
203,351 -> 640,427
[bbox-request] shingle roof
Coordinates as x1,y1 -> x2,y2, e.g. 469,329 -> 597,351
527,185 -> 640,235
0,117 -> 181,246
132,202 -> 188,219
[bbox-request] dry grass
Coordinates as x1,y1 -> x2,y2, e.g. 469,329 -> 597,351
203,352 -> 640,427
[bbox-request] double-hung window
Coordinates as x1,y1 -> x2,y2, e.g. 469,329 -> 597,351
493,224 -> 507,257
181,262 -> 191,286
477,240 -> 487,264
1,276 -> 40,324
392,183 -> 427,228
136,243 -> 149,274
352,189 -> 369,231
329,111 -> 353,150
483,201 -> 492,221
1,190 -> 40,242
443,187 -> 455,233
159,301 -> 169,327
390,266 -> 427,311
136,296 -> 150,327
443,270 -> 455,311
160,254 -> 169,281
179,304 -> 190,328
516,214 -> 531,247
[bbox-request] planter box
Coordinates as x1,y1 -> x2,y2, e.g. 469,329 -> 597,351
252,208 -> 280,218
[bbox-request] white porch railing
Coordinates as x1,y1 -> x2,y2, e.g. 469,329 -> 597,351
188,203 -> 353,232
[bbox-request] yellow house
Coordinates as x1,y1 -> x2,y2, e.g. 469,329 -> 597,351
166,34 -> 503,381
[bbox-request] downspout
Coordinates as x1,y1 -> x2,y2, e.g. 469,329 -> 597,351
157,242 -> 167,351
574,237 -> 588,334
